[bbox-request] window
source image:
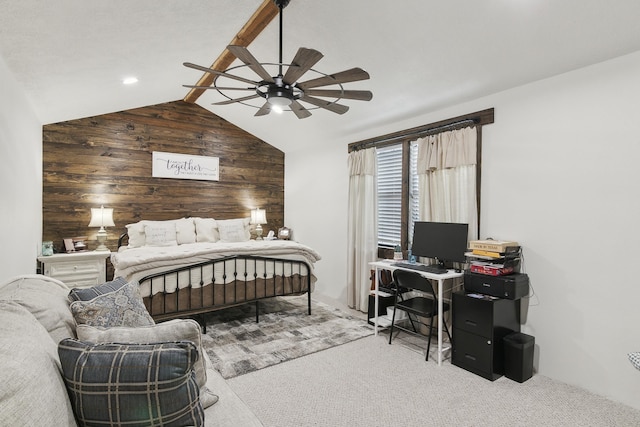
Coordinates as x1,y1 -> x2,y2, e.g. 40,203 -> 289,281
376,141 -> 420,249
350,108 -> 494,254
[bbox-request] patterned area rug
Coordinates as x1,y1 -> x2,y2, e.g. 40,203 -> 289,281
200,296 -> 373,379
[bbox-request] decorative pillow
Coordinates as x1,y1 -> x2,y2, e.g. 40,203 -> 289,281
58,339 -> 204,427
217,217 -> 251,242
145,221 -> 178,247
69,280 -> 154,327
176,218 -> 197,245
76,319 -> 218,409
125,221 -> 147,248
68,276 -> 128,302
194,217 -> 219,243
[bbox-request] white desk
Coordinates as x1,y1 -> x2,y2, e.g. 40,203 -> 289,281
369,260 -> 464,365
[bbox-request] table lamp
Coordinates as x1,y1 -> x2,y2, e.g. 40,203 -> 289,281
251,208 -> 267,240
88,205 -> 115,251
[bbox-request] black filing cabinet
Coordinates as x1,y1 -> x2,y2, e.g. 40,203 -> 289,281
452,291 -> 520,381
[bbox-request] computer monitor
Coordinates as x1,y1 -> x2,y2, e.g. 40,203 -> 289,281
411,221 -> 469,268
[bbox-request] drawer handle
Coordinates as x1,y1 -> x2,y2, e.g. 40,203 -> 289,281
464,354 -> 477,361
464,320 -> 477,327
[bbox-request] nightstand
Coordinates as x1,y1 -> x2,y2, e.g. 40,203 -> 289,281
38,251 -> 110,288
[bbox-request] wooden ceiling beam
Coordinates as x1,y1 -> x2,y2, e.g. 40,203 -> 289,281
183,0 -> 279,104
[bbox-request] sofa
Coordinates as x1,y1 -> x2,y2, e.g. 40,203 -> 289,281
0,274 -> 263,427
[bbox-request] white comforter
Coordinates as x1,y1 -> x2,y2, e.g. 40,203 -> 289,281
111,240 -> 322,295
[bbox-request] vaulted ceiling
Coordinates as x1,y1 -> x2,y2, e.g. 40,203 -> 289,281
2,0 -> 640,153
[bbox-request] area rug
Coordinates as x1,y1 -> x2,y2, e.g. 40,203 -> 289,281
200,296 -> 373,379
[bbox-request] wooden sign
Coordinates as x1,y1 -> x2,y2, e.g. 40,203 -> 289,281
152,151 -> 219,181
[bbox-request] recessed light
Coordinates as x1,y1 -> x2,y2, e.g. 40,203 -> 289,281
122,77 -> 138,85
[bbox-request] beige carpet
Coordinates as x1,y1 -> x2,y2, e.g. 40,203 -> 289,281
228,332 -> 640,427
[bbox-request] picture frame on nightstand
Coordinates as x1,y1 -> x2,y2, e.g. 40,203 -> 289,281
63,238 -> 75,253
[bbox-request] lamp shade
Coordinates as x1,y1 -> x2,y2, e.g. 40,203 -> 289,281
251,208 -> 267,225
88,206 -> 115,229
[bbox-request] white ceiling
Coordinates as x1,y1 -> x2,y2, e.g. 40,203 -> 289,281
2,0 -> 640,153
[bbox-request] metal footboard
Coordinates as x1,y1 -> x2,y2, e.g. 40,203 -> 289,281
138,255 -> 312,324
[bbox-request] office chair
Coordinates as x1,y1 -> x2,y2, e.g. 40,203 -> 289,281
388,269 -> 452,361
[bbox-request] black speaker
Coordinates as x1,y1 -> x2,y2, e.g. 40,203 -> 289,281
503,332 -> 535,382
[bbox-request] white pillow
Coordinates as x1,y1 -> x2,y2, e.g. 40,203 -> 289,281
144,222 -> 178,247
175,218 -> 196,244
125,221 -> 147,248
217,218 -> 251,242
194,218 -> 219,243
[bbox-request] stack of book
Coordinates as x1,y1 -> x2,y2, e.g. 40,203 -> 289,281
466,240 -> 521,276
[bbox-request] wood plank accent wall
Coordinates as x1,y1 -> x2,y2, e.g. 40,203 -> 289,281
42,101 -> 284,263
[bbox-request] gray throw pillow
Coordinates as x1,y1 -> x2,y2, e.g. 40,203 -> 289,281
68,276 -> 128,302
58,339 -> 204,427
69,280 -> 154,327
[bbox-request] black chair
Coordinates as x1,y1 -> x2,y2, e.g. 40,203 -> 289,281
388,269 -> 452,361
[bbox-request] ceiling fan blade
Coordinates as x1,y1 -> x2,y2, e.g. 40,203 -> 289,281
289,100 -> 312,119
184,62 -> 259,86
299,95 -> 349,115
297,67 -> 370,90
182,85 -> 256,91
304,89 -> 373,101
227,45 -> 274,83
213,94 -> 261,106
255,102 -> 272,116
282,48 -> 324,85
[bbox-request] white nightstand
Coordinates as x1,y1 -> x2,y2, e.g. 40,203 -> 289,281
38,251 -> 110,288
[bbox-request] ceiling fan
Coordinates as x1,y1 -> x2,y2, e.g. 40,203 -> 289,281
183,0 -> 372,119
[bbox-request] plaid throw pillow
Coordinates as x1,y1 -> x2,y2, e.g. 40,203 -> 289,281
58,339 -> 204,427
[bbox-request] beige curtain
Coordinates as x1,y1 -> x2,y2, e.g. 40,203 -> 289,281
416,127 -> 478,239
347,148 -> 377,312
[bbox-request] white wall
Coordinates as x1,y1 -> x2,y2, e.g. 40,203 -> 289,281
0,56 -> 42,282
286,50 -> 640,409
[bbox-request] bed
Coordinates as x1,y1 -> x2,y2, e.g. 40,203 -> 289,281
111,217 -> 321,324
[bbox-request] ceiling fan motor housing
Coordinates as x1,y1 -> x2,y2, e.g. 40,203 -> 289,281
274,0 -> 291,9
266,83 -> 294,106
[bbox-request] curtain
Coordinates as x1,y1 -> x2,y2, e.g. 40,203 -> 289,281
417,127 -> 478,239
347,148 -> 377,312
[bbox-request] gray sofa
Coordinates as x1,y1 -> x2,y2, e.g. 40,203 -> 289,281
0,274 -> 263,427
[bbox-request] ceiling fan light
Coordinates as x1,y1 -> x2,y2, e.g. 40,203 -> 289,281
266,92 -> 293,107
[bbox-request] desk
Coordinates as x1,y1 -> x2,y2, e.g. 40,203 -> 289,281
369,260 -> 463,365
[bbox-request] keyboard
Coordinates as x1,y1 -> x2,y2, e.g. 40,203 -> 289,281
392,262 -> 449,275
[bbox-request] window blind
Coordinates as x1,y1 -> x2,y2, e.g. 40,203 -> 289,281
409,141 -> 419,244
376,144 -> 402,247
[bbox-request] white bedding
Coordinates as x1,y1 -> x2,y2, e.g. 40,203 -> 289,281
111,240 -> 321,297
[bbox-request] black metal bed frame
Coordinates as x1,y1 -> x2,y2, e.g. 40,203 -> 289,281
137,254 -> 312,328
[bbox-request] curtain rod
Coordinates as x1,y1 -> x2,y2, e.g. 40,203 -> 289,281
349,118 -> 477,152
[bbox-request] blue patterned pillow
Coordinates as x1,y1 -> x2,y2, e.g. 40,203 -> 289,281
69,280 -> 154,327
58,339 -> 204,427
68,277 -> 128,302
